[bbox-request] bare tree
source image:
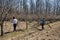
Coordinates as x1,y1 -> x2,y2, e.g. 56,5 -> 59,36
23,0 -> 28,29
0,0 -> 13,36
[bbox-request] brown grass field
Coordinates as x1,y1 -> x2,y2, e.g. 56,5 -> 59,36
0,21 -> 60,40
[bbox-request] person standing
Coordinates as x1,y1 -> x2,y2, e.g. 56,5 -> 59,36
41,18 -> 45,30
13,17 -> 18,31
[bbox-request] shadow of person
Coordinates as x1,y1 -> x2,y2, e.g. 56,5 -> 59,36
33,27 -> 42,31
4,29 -> 24,34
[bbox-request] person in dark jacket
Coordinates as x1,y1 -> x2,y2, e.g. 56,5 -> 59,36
41,18 -> 45,30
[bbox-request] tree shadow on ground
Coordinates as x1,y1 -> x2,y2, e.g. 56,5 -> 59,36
4,29 -> 24,34
31,23 -> 42,31
33,27 -> 42,31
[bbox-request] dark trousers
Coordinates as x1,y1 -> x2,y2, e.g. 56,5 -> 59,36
41,24 -> 44,30
13,24 -> 17,31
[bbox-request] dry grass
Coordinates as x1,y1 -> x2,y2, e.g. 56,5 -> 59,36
0,21 -> 60,40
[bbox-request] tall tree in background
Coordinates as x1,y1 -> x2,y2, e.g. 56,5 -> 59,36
30,0 -> 36,20
23,0 -> 28,29
54,0 -> 56,16
36,0 -> 41,24
30,0 -> 34,14
56,0 -> 60,15
46,0 -> 49,18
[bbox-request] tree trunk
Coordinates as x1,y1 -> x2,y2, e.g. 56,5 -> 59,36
1,23 -> 3,36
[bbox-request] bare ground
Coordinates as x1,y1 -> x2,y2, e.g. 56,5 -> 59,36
0,21 -> 60,40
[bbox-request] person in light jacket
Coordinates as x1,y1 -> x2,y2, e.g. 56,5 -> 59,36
13,17 -> 18,31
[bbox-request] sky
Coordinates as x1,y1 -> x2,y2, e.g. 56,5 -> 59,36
7,0 -> 55,10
